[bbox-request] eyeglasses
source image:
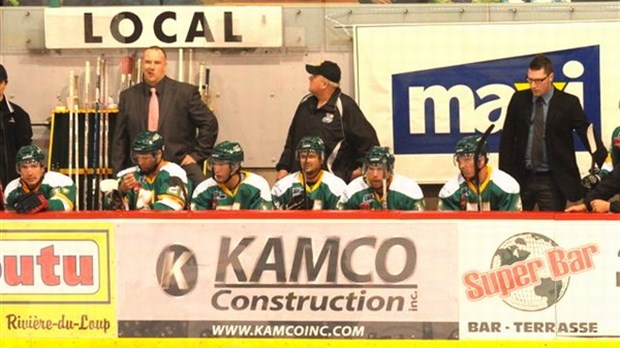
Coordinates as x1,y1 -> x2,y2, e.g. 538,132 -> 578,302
526,75 -> 549,84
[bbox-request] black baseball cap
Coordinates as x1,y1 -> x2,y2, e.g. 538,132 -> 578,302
0,64 -> 7,82
305,61 -> 341,84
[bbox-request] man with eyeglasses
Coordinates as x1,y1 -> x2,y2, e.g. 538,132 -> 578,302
438,135 -> 521,211
499,54 -> 607,211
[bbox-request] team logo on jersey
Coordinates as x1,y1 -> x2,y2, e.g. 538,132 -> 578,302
322,113 -> 334,124
392,46 -> 601,154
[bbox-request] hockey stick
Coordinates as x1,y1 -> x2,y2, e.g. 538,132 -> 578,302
178,48 -> 184,82
581,124 -> 601,190
68,71 -> 75,208
83,103 -> 89,210
300,155 -> 310,210
382,178 -> 388,210
473,124 -> 495,212
92,56 -> 102,210
83,60 -> 91,210
73,100 -> 80,211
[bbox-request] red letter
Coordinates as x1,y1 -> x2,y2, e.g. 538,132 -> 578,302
63,255 -> 94,285
37,245 -> 60,285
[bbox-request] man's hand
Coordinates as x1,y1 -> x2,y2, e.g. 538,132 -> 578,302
565,203 -> 587,212
181,154 -> 197,166
277,169 -> 289,181
119,173 -> 139,193
14,192 -> 49,214
565,200 -> 611,213
590,199 -> 611,213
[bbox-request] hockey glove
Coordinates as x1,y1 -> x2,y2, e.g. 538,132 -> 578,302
14,192 -> 49,214
581,173 -> 601,191
103,189 -> 126,211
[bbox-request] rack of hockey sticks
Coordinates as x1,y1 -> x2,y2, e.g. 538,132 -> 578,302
48,55 -> 122,211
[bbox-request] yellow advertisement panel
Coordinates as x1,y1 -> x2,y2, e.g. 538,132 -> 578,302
0,222 -> 115,338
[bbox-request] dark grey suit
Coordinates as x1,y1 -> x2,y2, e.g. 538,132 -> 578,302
499,88 -> 607,208
111,76 -> 218,185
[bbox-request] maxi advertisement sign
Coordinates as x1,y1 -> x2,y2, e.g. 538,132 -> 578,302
391,46 -> 601,155
354,22 -> 620,182
115,220 -> 459,339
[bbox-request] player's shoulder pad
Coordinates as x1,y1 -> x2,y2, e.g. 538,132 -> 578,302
243,172 -> 272,201
390,174 -> 424,199
191,178 -> 219,198
4,178 -> 22,195
43,171 -> 74,187
341,176 -> 368,197
117,166 -> 139,178
271,172 -> 297,196
161,162 -> 189,183
438,175 -> 463,199
490,167 -> 521,194
321,171 -> 347,195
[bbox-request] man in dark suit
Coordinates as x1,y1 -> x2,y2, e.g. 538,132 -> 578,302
111,46 -> 218,186
499,54 -> 607,211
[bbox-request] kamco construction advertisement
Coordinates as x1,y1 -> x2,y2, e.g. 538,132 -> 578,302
114,219 -> 459,339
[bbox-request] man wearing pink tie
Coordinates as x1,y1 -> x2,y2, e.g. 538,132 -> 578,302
111,46 -> 218,186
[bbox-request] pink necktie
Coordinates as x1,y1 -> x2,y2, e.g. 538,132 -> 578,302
148,87 -> 159,131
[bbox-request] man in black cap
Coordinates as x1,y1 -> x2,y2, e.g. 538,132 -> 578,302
276,61 -> 379,183
0,63 -> 33,203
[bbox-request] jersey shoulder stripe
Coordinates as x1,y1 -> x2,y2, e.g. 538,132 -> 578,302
192,178 -> 218,198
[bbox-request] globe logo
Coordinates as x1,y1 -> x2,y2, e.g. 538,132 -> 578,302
491,232 -> 569,312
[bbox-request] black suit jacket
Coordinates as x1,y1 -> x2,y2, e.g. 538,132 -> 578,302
499,88 -> 607,202
111,76 -> 218,173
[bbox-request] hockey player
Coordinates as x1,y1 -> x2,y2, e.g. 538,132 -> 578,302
272,136 -> 346,210
337,146 -> 425,210
191,141 -> 272,210
4,144 -> 75,213
599,126 -> 620,177
108,131 -> 189,211
438,135 -> 521,211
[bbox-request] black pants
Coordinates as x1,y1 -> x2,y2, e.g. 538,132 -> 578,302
182,163 -> 207,189
521,171 -> 567,211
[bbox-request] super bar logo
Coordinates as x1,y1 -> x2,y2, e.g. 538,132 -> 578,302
392,46 -> 601,154
462,232 -> 598,312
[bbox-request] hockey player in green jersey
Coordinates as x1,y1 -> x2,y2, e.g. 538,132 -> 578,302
272,136 -> 346,210
438,135 -> 521,211
112,131 -> 190,211
337,146 -> 425,210
4,144 -> 75,213
599,126 -> 620,177
191,141 -> 272,210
